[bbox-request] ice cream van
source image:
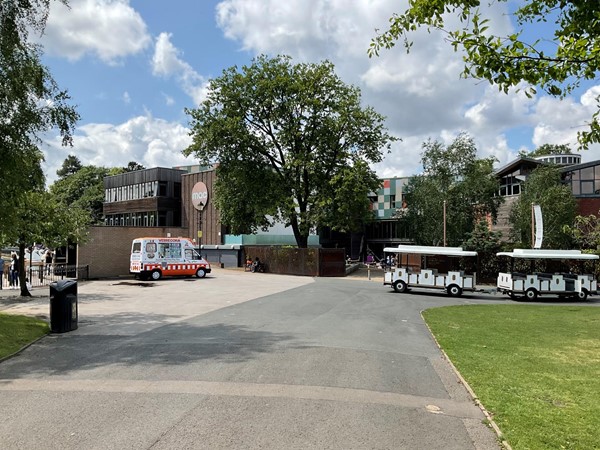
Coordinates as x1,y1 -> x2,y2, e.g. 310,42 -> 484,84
130,237 -> 211,280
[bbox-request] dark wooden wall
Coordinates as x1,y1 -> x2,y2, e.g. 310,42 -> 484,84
181,170 -> 225,245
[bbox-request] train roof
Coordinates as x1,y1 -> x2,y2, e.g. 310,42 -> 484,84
496,249 -> 599,260
383,245 -> 477,257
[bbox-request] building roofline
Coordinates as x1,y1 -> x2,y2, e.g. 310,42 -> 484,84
559,159 -> 600,172
494,156 -> 544,176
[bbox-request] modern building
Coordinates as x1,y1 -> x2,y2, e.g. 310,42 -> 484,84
104,153 -> 600,261
103,167 -> 185,227
493,153 -> 600,236
102,165 -> 319,247
363,177 -> 412,256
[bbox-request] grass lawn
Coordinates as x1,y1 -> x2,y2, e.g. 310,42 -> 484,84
423,305 -> 600,450
0,313 -> 49,360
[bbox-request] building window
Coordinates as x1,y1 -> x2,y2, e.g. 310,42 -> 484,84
389,195 -> 396,209
581,181 -> 595,195
499,174 -> 522,196
581,167 -> 594,180
158,182 -> 168,197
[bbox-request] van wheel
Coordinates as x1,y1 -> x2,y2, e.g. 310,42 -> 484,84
393,280 -> 407,293
196,268 -> 206,278
447,285 -> 463,297
577,289 -> 589,301
525,288 -> 538,301
151,270 -> 162,281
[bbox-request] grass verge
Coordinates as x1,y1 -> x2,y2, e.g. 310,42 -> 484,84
423,304 -> 600,450
0,313 -> 49,360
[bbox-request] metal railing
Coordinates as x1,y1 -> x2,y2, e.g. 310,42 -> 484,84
2,265 -> 89,289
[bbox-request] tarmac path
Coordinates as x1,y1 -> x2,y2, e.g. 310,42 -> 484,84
0,268 -> 502,449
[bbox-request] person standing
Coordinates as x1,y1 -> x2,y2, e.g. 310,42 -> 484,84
45,249 -> 53,275
0,257 -> 4,290
10,253 -> 19,289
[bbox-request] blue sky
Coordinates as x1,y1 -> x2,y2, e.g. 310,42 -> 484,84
36,0 -> 600,185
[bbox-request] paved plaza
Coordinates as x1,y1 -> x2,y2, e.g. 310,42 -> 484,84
0,268 -> 504,449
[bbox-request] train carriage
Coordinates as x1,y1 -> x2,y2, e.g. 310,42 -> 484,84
496,249 -> 598,301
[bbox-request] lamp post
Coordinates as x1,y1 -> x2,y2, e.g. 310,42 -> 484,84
198,201 -> 204,249
191,181 -> 209,254
443,200 -> 447,247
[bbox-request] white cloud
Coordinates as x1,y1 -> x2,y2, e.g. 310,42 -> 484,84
38,0 -> 600,185
529,86 -> 600,162
152,33 -> 208,106
41,0 -> 150,64
122,91 -> 131,104
162,93 -> 176,106
42,115 -> 197,185
214,0 -> 528,177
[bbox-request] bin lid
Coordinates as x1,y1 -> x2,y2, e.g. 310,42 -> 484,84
50,279 -> 77,291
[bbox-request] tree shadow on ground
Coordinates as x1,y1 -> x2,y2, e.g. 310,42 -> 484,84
0,315 -> 299,378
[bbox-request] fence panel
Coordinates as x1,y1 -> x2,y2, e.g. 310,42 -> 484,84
2,265 -> 90,289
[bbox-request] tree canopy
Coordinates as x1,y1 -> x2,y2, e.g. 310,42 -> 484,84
369,1 -> 600,147
184,55 -> 396,247
520,143 -> 573,158
402,133 -> 501,246
50,161 -> 120,224
56,154 -> 83,178
123,161 -> 146,172
564,210 -> 600,251
2,191 -> 89,296
1,0 -> 78,229
509,165 -> 576,248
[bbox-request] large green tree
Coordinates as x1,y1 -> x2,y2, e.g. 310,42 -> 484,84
509,165 -> 576,248
184,55 -> 396,247
370,1 -> 600,147
402,133 -> 501,246
50,160 -> 122,224
1,0 -> 79,230
2,191 -> 89,296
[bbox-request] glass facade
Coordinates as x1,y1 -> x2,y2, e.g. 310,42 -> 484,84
537,155 -> 581,165
105,181 -> 160,203
103,168 -> 184,228
564,164 -> 600,196
499,170 -> 522,196
104,212 -> 159,227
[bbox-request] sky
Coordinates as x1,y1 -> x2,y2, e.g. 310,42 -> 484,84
35,0 -> 600,185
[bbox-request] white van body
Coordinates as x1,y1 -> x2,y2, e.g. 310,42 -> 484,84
130,237 -> 211,280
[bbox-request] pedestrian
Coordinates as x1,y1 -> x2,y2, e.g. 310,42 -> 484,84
45,249 -> 53,275
0,257 -> 4,290
10,252 -> 19,289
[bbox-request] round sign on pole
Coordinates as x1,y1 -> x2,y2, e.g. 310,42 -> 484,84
191,182 -> 209,211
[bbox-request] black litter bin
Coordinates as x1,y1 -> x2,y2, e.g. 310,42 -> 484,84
49,279 -> 78,333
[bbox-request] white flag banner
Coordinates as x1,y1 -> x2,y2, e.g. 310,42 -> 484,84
533,204 -> 543,249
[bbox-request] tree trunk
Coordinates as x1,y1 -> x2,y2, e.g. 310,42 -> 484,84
290,215 -> 309,248
18,243 -> 31,297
